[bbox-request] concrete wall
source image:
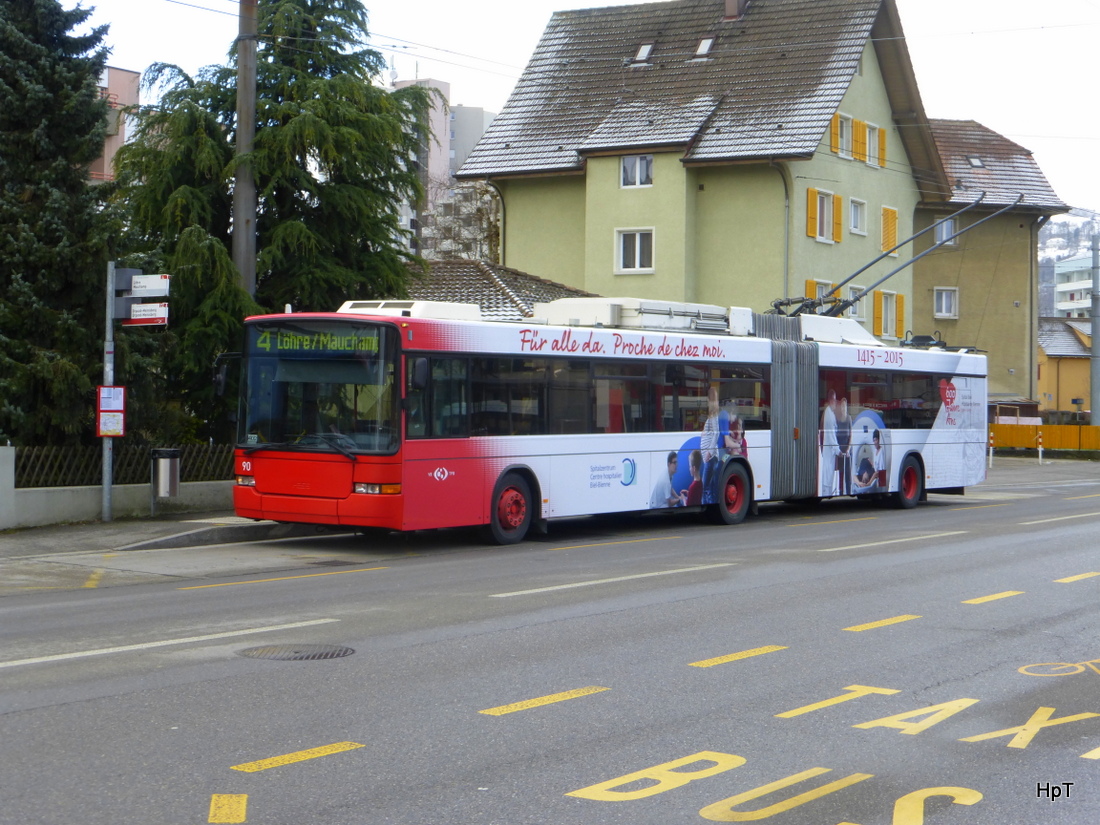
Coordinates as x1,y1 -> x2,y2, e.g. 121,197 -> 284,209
0,447 -> 233,530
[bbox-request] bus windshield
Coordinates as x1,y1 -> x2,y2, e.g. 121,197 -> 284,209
238,319 -> 399,455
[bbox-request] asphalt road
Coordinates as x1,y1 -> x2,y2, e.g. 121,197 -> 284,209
2,456 -> 1100,824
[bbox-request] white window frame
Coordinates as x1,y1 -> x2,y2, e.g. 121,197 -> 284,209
934,217 -> 958,245
934,287 -> 959,319
880,290 -> 897,338
815,189 -> 835,244
633,43 -> 654,62
849,198 -> 867,236
695,36 -> 715,57
621,154 -> 654,188
846,286 -> 865,320
616,228 -> 655,274
837,114 -> 853,158
864,123 -> 879,167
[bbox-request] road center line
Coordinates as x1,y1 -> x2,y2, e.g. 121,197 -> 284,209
479,686 -> 609,716
178,567 -> 387,589
231,741 -> 364,773
844,614 -> 922,632
0,619 -> 340,670
1056,572 -> 1100,583
690,645 -> 788,668
963,591 -> 1024,604
818,531 -> 967,553
488,563 -> 736,598
1020,512 -> 1100,525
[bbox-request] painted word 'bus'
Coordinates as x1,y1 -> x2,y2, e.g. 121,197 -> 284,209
233,297 -> 987,543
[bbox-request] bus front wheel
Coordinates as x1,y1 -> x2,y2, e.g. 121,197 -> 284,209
486,472 -> 532,545
711,462 -> 751,525
893,455 -> 923,509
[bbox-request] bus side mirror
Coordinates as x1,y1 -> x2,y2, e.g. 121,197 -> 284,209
213,363 -> 228,396
411,357 -> 429,391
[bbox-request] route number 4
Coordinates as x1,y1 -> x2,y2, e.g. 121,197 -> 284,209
566,751 -> 982,823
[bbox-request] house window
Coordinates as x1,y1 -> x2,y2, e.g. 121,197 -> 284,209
807,188 -> 842,243
695,37 -> 715,57
846,286 -> 865,320
874,290 -> 899,338
621,154 -> 653,188
881,206 -> 898,255
617,229 -> 654,273
817,191 -> 834,241
934,217 -> 957,245
967,156 -> 984,167
850,198 -> 867,235
633,43 -> 654,62
865,124 -> 879,166
834,114 -> 853,157
934,287 -> 958,319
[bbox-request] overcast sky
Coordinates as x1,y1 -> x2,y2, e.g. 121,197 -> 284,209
69,0 -> 1100,213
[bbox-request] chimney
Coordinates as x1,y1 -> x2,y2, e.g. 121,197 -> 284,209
724,0 -> 750,20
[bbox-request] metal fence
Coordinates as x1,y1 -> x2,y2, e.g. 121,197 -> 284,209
15,444 -> 235,488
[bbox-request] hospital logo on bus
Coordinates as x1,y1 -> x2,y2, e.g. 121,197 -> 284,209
939,379 -> 957,406
621,458 -> 637,487
432,467 -> 454,481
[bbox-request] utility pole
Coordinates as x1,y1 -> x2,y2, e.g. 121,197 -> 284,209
233,0 -> 258,295
1091,236 -> 1099,421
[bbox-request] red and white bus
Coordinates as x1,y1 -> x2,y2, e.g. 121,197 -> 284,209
233,297 -> 987,543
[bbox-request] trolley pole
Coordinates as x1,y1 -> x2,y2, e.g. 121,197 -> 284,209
1091,236 -> 1100,421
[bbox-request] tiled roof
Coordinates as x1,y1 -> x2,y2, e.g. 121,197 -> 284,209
406,260 -> 596,320
1038,317 -> 1092,358
929,120 -> 1068,214
460,0 -> 906,178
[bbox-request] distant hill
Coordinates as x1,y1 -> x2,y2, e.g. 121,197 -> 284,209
1040,209 -> 1100,263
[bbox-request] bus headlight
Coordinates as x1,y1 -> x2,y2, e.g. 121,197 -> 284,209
354,483 -> 401,495
236,475 -> 256,486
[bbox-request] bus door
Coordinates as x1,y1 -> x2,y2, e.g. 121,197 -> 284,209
769,339 -> 819,500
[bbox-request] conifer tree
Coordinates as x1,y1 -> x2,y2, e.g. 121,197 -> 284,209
0,0 -> 112,445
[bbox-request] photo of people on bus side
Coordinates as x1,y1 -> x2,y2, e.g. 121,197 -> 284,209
821,384 -> 888,496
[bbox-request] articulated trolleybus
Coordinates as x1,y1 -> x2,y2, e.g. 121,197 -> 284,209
233,297 -> 987,544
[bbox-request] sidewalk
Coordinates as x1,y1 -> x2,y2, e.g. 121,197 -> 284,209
0,455 -> 1094,560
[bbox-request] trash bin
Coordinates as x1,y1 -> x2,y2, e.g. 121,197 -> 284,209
151,448 -> 181,498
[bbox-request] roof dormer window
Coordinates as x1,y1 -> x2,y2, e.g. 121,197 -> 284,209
695,37 -> 715,57
967,156 -> 985,167
633,43 -> 654,63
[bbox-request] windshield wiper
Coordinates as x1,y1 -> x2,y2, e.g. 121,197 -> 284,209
244,441 -> 292,455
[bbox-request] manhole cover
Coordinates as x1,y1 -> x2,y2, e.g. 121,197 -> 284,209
238,644 -> 355,661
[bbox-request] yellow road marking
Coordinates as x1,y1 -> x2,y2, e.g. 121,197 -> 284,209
231,741 -> 365,773
551,536 -> 682,551
1056,572 -> 1100,583
690,645 -> 788,668
963,591 -> 1024,604
479,686 -> 609,716
844,615 -> 922,632
178,567 -> 386,590
208,794 -> 247,824
949,503 -> 1011,511
1067,493 -> 1100,500
82,569 -> 105,589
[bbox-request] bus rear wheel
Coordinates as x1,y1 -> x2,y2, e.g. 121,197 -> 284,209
486,472 -> 532,545
710,462 -> 751,525
893,455 -> 923,509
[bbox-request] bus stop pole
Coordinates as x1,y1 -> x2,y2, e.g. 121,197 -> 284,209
1091,236 -> 1099,421
102,261 -> 115,523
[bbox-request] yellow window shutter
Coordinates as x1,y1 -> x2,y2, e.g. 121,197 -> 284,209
873,291 -> 885,337
881,207 -> 898,252
895,294 -> 906,339
832,194 -> 843,242
853,120 -> 866,162
805,279 -> 818,300
830,115 -> 840,153
807,188 -> 818,237
878,128 -> 887,167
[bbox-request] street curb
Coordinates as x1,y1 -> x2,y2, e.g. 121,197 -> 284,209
115,521 -> 350,552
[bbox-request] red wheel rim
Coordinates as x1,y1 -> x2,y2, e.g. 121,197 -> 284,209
497,487 -> 527,530
724,475 -> 744,514
902,465 -> 918,499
